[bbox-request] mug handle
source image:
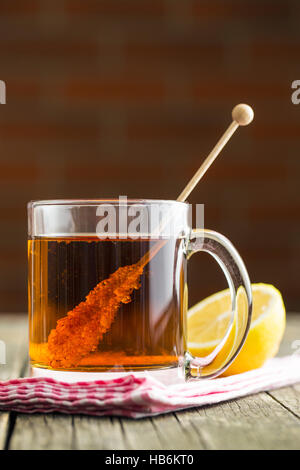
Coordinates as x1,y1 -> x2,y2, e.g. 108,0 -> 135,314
184,229 -> 252,380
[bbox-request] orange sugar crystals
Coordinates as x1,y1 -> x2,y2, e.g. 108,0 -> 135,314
47,262 -> 144,368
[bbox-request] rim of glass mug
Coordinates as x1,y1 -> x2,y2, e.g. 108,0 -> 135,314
27,198 -> 189,207
27,198 -> 194,240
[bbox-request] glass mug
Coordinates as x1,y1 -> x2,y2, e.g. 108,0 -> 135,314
28,199 -> 252,381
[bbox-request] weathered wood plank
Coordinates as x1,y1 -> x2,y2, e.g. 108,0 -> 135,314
150,412 -> 207,450
9,414 -> 75,450
0,314 -> 28,449
114,416 -> 165,450
73,415 -> 173,450
0,414 -> 10,450
72,416 -> 127,450
175,391 -> 300,450
268,385 -> 300,419
10,413 -> 164,450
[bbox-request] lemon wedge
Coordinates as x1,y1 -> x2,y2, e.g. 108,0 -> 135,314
187,283 -> 286,375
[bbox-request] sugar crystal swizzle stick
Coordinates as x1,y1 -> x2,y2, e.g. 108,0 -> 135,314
46,104 -> 254,368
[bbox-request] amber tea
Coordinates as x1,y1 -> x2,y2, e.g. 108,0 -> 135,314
29,236 -> 187,372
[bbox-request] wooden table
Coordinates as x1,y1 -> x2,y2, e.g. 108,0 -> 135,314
1,313 -> 300,450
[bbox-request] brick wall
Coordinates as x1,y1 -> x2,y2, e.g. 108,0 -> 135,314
0,0 -> 299,312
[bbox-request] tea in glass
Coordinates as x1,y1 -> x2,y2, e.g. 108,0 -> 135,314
29,236 -> 186,372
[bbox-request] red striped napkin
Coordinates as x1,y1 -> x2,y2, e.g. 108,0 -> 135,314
0,356 -> 299,418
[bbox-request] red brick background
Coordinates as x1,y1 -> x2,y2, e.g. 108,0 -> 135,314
0,0 -> 299,312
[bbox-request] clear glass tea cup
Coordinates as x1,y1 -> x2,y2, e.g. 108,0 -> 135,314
28,199 -> 252,381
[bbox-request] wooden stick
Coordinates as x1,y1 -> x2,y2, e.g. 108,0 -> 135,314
138,104 -> 254,267
177,103 -> 254,202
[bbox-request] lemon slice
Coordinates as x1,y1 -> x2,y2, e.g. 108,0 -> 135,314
187,283 -> 286,375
